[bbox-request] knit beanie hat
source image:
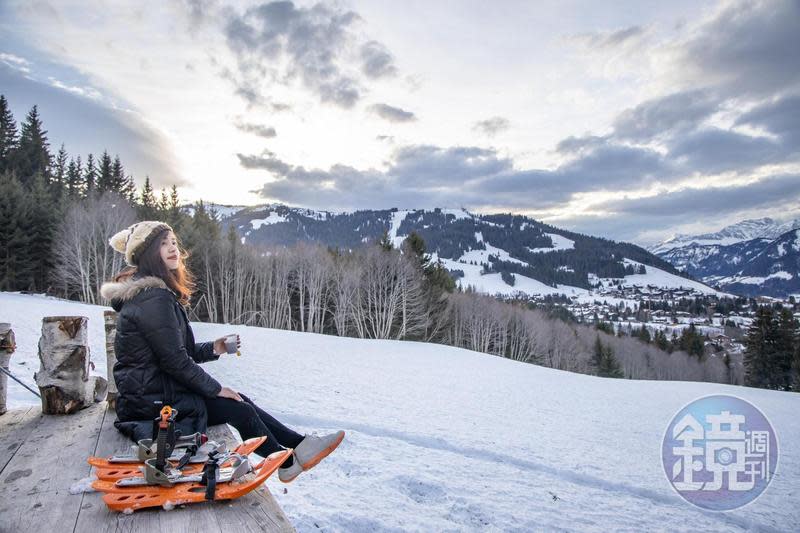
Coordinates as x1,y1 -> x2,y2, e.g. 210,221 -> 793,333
109,221 -> 173,266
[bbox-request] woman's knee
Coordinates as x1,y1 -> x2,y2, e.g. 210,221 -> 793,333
224,398 -> 257,422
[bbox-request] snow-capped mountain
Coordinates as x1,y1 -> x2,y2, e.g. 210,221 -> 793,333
188,203 -> 718,300
649,217 -> 800,255
705,229 -> 800,297
651,217 -> 800,298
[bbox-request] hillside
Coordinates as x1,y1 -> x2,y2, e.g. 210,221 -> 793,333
201,203 -> 714,299
2,291 -> 798,531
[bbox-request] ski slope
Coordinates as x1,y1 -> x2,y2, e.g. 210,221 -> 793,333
2,291 -> 798,532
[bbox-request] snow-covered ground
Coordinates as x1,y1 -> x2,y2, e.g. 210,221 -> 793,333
528,233 -> 575,253
2,291 -> 798,532
597,259 -> 724,296
433,252 -> 589,299
249,213 -> 288,229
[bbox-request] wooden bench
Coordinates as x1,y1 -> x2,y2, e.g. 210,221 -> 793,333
0,402 -> 295,532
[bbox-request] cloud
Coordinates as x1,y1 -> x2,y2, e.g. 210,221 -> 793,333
612,89 -> 718,141
472,142 -> 672,207
47,76 -> 102,100
369,103 -> 416,122
595,173 -> 800,218
473,116 -> 510,137
667,128 -> 785,174
555,135 -> 608,155
222,1 -> 396,109
571,25 -> 646,49
735,93 -> 800,149
360,40 -> 397,79
0,52 -> 31,73
239,139 -> 675,211
234,119 -> 276,138
674,0 -> 800,97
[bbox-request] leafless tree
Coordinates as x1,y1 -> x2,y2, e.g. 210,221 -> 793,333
52,193 -> 136,303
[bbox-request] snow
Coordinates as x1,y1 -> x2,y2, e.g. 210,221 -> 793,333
183,204 -> 247,219
250,213 -> 288,229
457,237 -> 528,267
68,476 -> 97,495
718,271 -> 794,285
434,253 -> 586,297
440,208 -> 472,221
387,210 -> 410,249
597,259 -> 723,296
3,291 -> 798,531
528,233 -> 575,253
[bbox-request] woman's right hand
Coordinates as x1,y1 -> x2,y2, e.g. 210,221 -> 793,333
217,386 -> 243,402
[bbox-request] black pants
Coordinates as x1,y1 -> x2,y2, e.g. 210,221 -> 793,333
204,393 -> 304,459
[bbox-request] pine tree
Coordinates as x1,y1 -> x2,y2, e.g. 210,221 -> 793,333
158,188 -> 169,213
52,144 -> 68,199
28,173 -> 59,291
793,339 -> 800,392
13,105 -> 51,187
97,150 -> 113,193
84,153 -> 96,198
592,335 -> 624,378
138,176 -> 157,219
678,324 -> 705,357
378,230 -> 393,251
66,156 -> 82,200
744,307 -> 776,389
123,175 -> 137,205
110,155 -> 123,191
774,309 -> 797,390
0,95 -> 18,175
0,172 -> 35,290
164,184 -> 184,230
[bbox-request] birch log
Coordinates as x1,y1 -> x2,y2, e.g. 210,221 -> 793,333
103,310 -> 118,409
34,316 -> 108,414
0,323 -> 15,415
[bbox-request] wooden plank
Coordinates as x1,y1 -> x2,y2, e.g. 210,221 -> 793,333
74,406 -> 295,532
0,406 -> 38,475
0,403 -> 106,533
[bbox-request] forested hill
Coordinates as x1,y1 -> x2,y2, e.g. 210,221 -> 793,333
212,204 -> 685,290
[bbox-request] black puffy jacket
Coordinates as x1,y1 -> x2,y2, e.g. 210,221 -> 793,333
100,273 -> 222,442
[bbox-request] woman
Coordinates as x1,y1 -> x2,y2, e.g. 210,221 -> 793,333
100,220 -> 344,483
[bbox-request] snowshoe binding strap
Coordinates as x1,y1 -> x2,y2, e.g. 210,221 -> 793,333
199,450 -> 220,501
154,405 -> 177,473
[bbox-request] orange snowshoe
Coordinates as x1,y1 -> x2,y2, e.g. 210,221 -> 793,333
96,449 -> 292,512
91,436 -> 267,481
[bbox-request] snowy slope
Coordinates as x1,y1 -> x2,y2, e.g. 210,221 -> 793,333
2,291 -> 797,532
595,259 -> 725,296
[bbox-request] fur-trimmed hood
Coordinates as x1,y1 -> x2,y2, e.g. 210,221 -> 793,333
100,275 -> 171,311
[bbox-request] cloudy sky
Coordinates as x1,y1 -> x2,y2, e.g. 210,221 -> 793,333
1,0 -> 798,245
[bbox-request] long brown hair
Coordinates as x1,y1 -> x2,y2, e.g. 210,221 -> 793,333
113,228 -> 195,306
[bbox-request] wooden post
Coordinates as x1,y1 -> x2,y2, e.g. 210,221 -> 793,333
34,316 -> 108,415
103,310 -> 118,409
0,323 -> 15,415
